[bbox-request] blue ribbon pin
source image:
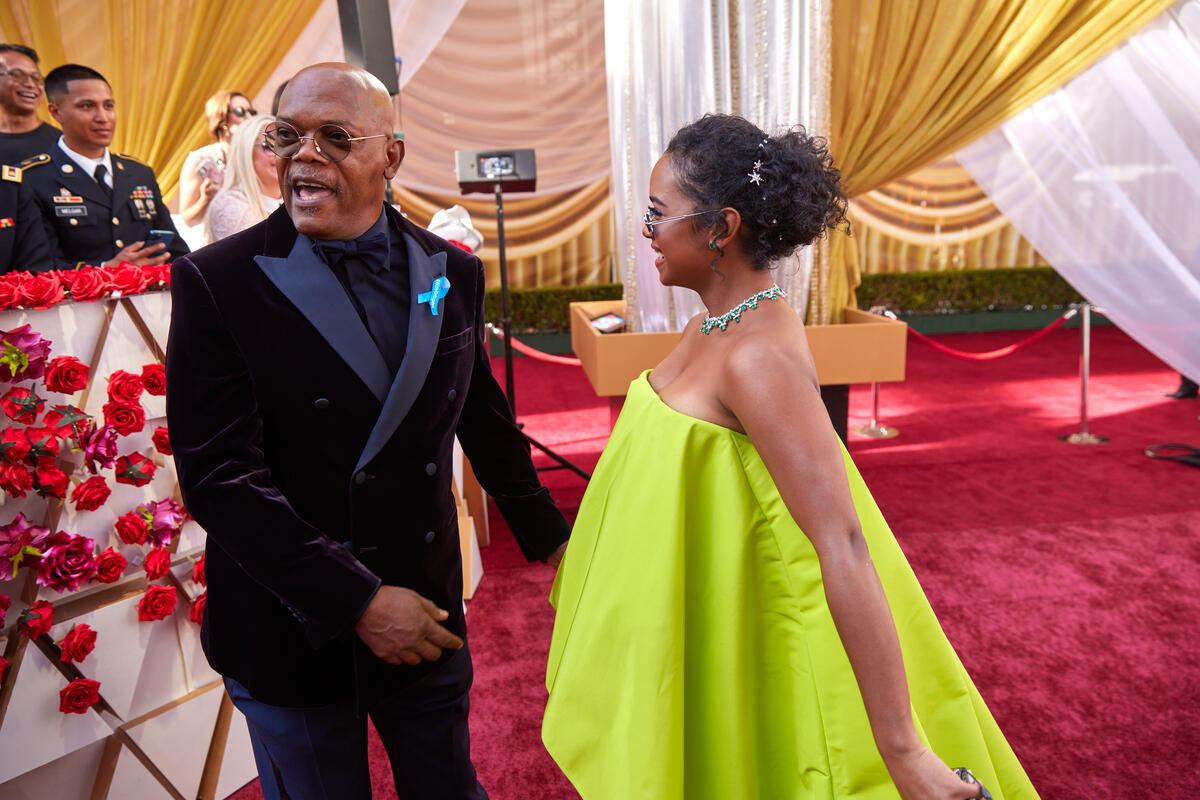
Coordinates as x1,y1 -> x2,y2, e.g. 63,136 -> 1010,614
418,276 -> 451,315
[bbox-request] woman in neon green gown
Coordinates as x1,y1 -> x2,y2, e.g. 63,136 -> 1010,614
542,115 -> 1039,799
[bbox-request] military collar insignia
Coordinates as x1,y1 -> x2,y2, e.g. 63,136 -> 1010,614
1,165 -> 19,183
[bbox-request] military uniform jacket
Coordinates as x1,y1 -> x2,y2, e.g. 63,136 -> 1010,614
24,147 -> 188,268
0,161 -> 52,272
165,205 -> 570,707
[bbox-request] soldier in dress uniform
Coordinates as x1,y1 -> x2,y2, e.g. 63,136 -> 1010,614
23,64 -> 187,269
0,159 -> 52,272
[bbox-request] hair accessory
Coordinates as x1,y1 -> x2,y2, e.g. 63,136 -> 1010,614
700,285 -> 784,334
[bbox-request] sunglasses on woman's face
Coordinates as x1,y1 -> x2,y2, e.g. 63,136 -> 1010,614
230,106 -> 257,119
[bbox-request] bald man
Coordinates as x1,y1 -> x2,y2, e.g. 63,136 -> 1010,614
166,63 -> 569,800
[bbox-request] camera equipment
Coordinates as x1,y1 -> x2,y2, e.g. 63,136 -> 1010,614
456,148 -> 589,481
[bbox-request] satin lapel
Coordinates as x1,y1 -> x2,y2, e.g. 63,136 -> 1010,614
254,235 -> 392,404
354,234 -> 448,472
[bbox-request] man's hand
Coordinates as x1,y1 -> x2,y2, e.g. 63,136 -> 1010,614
104,240 -> 169,269
544,541 -> 568,569
354,585 -> 463,666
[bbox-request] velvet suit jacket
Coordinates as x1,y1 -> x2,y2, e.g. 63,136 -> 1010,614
166,205 -> 569,707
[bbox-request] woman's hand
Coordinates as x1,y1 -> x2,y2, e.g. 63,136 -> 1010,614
886,745 -> 989,800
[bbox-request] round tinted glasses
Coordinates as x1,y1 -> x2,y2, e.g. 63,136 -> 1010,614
264,123 -> 389,163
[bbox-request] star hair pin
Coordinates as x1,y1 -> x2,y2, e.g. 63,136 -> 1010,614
748,161 -> 764,185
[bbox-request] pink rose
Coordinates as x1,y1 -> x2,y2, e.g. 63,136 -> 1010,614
35,531 -> 97,593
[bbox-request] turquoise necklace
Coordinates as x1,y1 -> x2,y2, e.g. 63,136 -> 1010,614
700,285 -> 784,334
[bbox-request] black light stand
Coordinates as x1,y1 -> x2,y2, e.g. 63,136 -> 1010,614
457,149 -> 590,481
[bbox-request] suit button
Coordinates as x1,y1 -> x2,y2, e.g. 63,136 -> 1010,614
447,388 -> 457,402
115,239 -> 124,248
354,471 -> 369,485
424,531 -> 436,544
424,462 -> 437,476
112,216 -> 120,225
313,397 -> 330,409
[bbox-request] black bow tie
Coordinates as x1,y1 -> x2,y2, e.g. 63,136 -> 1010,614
312,230 -> 389,273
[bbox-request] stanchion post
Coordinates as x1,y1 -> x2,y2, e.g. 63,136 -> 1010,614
1060,303 -> 1109,445
851,382 -> 899,439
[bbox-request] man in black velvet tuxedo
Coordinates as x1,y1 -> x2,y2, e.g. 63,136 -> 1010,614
166,63 -> 569,800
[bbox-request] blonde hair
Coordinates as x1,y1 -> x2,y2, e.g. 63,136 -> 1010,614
203,114 -> 277,243
204,90 -> 249,142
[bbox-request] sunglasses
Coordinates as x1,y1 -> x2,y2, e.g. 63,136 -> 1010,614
0,68 -> 43,86
643,208 -> 716,233
264,123 -> 389,163
229,106 -> 257,118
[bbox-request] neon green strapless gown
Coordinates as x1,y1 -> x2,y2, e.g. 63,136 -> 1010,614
543,373 -> 1037,799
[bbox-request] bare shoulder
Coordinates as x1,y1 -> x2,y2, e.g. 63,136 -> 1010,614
723,307 -> 816,390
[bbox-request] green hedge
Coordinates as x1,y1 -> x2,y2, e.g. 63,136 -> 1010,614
483,268 -> 1081,332
483,283 -> 623,333
855,267 -> 1082,316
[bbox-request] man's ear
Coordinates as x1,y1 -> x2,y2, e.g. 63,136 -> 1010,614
47,101 -> 62,125
384,138 -> 404,180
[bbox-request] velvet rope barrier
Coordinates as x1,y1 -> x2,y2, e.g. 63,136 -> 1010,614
905,308 -> 1078,360
486,323 -> 583,366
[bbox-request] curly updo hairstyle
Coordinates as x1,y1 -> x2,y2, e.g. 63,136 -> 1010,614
663,114 -> 849,270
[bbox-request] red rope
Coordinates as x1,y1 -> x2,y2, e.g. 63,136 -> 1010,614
488,326 -> 582,366
906,309 -> 1077,361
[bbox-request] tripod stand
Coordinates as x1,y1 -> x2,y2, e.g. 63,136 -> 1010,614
489,180 -> 591,481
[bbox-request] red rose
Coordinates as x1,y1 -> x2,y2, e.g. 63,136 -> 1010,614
35,531 -> 97,592
42,405 -> 90,440
144,546 -> 171,580
150,263 -> 172,287
0,276 -> 17,310
45,356 -> 90,394
60,267 -> 112,302
192,553 -> 205,586
24,427 -> 59,464
110,264 -> 152,296
71,475 -> 111,511
58,623 -> 97,663
0,593 -> 9,628
18,599 -> 54,637
0,427 -> 30,463
137,584 -> 177,621
106,370 -> 144,404
102,401 -> 145,436
0,655 -> 7,680
15,272 -> 66,310
152,426 -> 171,455
190,591 -> 206,625
1,386 -> 44,424
141,364 -> 166,396
114,452 -> 155,486
114,512 -> 148,545
0,463 -> 33,497
94,547 -> 127,583
58,677 -> 101,714
33,464 -> 70,498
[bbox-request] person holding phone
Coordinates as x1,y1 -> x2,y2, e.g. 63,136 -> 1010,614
179,90 -> 257,228
23,64 -> 187,269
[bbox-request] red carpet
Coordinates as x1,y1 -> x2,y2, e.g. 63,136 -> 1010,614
232,326 -> 1200,799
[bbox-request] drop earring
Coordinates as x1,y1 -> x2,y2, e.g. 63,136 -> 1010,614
709,241 -> 718,249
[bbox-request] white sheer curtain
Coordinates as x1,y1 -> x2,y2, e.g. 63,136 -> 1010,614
607,0 -> 815,332
957,0 -> 1200,382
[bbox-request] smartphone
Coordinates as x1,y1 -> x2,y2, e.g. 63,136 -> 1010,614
144,230 -> 175,251
590,312 -> 625,334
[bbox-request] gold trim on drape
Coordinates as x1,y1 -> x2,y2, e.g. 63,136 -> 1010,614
0,0 -> 325,201
394,178 -> 613,287
823,0 -> 1177,321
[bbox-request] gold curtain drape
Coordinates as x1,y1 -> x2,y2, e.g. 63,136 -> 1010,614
394,179 -> 613,287
850,157 -> 1047,273
822,0 -> 1177,322
0,0 -> 324,202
